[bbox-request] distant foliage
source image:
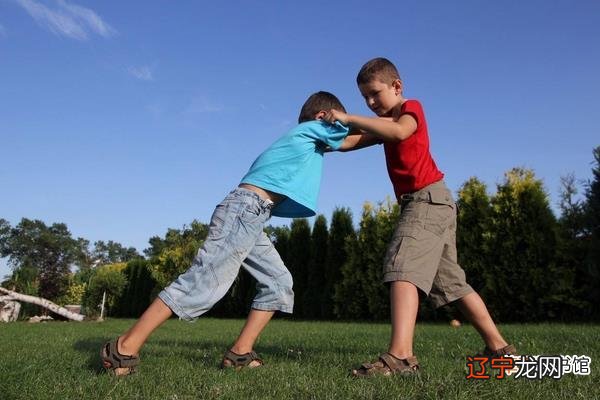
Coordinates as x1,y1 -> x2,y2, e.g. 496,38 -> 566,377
113,259 -> 156,318
334,200 -> 398,320
4,147 -> 600,322
81,263 -> 127,318
286,219 -> 312,318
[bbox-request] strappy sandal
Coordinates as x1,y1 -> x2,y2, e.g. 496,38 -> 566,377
351,353 -> 420,377
100,338 -> 140,376
220,350 -> 264,369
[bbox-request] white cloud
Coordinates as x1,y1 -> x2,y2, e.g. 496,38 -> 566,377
128,66 -> 154,81
14,0 -> 116,40
184,96 -> 224,114
56,0 -> 115,38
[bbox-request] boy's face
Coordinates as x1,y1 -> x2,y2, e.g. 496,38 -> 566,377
358,78 -> 402,117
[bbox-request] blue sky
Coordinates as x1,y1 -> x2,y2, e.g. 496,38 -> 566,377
1,0 -> 599,279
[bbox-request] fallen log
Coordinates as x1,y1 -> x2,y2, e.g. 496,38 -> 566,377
0,295 -> 21,322
0,287 -> 84,321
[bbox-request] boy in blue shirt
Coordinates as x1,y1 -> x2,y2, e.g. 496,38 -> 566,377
101,91 -> 350,375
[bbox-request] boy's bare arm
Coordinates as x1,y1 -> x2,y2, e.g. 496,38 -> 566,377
324,109 -> 417,142
337,131 -> 382,152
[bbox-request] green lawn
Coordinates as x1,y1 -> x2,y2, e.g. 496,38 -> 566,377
0,318 -> 598,399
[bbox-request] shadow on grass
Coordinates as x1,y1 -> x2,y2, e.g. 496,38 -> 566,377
73,334 -> 374,374
74,337 -> 111,374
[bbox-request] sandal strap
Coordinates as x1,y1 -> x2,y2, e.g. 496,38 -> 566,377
379,353 -> 419,372
102,339 -> 140,368
223,350 -> 262,367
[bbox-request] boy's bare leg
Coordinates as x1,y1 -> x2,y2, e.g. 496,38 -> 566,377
117,297 -> 173,357
388,280 -> 419,359
455,291 -> 508,350
228,308 -> 275,367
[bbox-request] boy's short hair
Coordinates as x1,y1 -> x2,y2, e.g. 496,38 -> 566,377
356,57 -> 401,86
298,91 -> 346,123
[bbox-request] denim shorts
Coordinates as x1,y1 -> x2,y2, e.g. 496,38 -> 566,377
383,180 -> 473,308
158,187 -> 294,320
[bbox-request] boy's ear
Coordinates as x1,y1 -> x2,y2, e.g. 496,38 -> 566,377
314,110 -> 326,120
392,79 -> 403,95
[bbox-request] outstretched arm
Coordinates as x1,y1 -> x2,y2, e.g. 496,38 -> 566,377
337,131 -> 382,152
323,109 -> 417,142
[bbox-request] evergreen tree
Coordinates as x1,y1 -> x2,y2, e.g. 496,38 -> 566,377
334,201 -> 397,320
554,174 -> 589,320
287,219 -> 311,317
304,215 -> 328,318
486,168 -> 559,321
456,177 -> 492,293
323,208 -> 354,319
114,259 -> 156,317
583,146 -> 600,319
363,199 -> 399,320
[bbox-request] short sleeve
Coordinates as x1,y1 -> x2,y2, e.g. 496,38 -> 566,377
310,121 -> 349,150
400,100 -> 422,127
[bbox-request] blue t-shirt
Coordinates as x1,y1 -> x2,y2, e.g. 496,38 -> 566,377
240,120 -> 349,218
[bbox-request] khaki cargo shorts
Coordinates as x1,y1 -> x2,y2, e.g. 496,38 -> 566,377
383,180 -> 473,308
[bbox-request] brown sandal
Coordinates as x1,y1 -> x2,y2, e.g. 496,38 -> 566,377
220,350 -> 264,369
352,353 -> 420,377
100,338 -> 140,376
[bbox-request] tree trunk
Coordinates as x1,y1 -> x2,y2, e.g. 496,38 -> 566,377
0,287 -> 84,321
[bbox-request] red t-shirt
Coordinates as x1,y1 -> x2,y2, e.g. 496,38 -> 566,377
383,99 -> 444,198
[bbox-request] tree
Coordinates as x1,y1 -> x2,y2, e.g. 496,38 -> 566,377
334,201 -> 398,320
82,263 -> 127,318
144,220 -> 208,260
0,219 -> 79,301
92,240 -> 140,265
550,174 -> 589,320
583,146 -> 600,319
114,259 -> 156,317
304,215 -> 328,318
362,199 -> 399,320
323,208 -> 354,319
145,220 -> 209,291
286,219 -> 311,317
485,168 -> 559,321
265,225 -> 291,263
456,177 -> 492,292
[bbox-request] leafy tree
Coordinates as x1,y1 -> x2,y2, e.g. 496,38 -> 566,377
304,215 -> 328,318
55,276 -> 86,306
0,218 -> 79,300
286,219 -> 311,317
82,263 -> 127,318
485,168 -> 559,321
363,199 -> 399,320
146,221 -> 209,291
456,177 -> 492,292
144,220 -> 208,259
335,200 -> 397,320
92,240 -> 140,264
323,208 -> 354,319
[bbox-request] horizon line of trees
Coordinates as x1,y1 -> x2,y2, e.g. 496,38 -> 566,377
1,146 -> 599,322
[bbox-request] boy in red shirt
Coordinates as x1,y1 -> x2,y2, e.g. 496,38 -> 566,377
325,57 -> 516,376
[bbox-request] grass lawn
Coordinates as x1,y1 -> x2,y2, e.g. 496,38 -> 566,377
0,318 -> 598,399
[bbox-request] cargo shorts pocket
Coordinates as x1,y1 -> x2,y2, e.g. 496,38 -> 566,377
383,224 -> 421,274
424,191 -> 454,236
